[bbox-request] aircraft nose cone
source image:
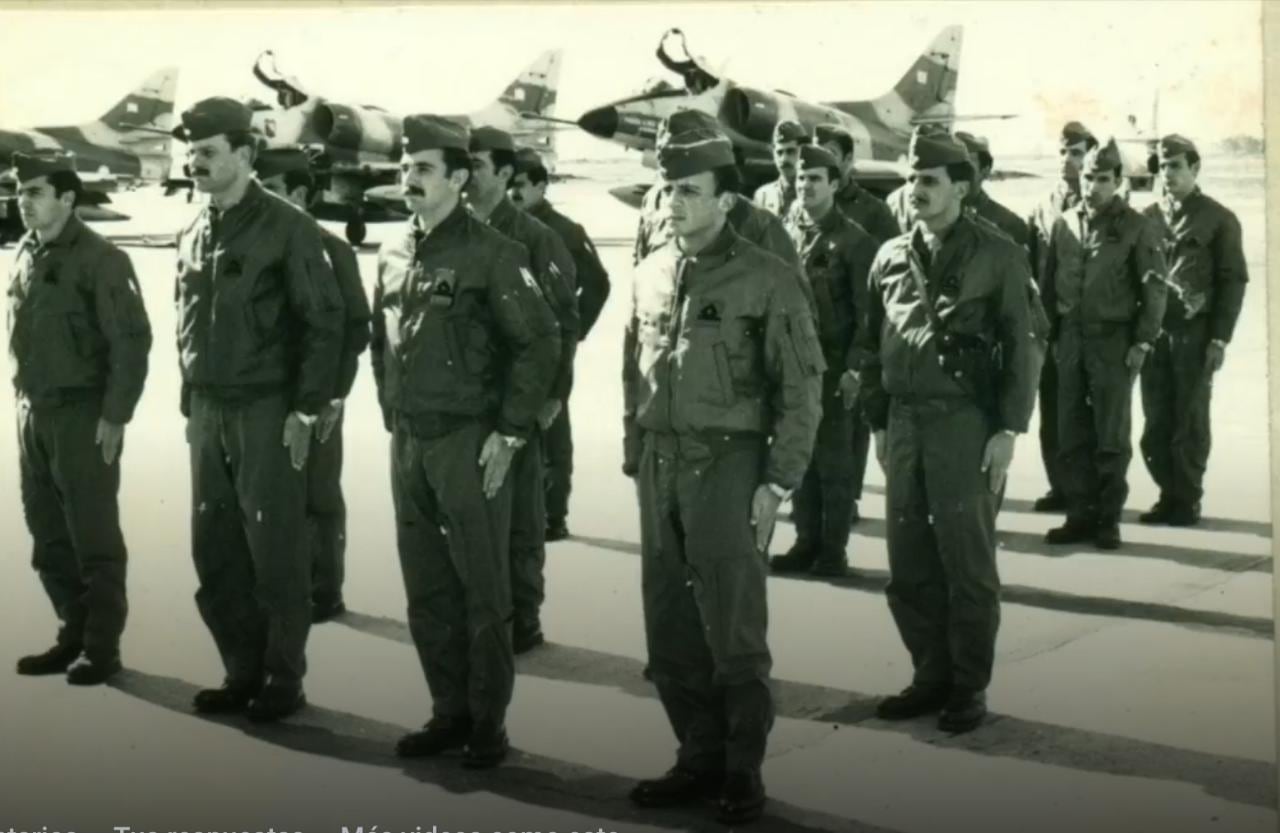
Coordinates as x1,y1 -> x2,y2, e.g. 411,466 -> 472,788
577,106 -> 619,139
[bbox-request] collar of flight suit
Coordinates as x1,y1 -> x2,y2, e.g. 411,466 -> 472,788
910,212 -> 974,276
22,212 -> 85,255
411,199 -> 470,249
528,198 -> 556,223
1078,193 -> 1125,229
796,201 -> 843,238
482,194 -> 522,232
676,217 -> 740,270
1162,185 -> 1203,220
837,176 -> 867,204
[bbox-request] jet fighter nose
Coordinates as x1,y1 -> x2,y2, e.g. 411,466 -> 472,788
577,106 -> 619,139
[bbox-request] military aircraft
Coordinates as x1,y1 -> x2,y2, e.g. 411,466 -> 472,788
0,67 -> 180,243
234,49 -> 566,244
575,26 -> 1018,207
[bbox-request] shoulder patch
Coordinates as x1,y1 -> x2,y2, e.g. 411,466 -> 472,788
519,265 -> 545,298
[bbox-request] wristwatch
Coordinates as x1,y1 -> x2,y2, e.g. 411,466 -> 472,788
765,482 -> 793,502
292,411 -> 318,427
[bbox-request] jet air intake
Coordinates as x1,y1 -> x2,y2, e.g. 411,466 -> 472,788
312,103 -> 401,156
722,87 -> 852,144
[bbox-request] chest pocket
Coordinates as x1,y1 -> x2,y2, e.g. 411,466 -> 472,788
19,260 -> 98,369
683,297 -> 765,406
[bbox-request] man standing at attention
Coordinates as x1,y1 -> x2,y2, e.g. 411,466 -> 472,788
509,147 -> 612,542
8,150 -> 151,686
1026,121 -> 1098,513
174,98 -> 345,722
466,126 -> 579,655
254,148 -> 371,624
372,115 -> 559,767
770,144 -> 877,578
1138,135 -> 1247,527
623,119 -> 822,824
752,119 -> 810,218
1042,139 -> 1167,550
855,131 -> 1040,734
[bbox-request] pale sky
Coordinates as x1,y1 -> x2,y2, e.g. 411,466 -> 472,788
0,1 -> 1264,160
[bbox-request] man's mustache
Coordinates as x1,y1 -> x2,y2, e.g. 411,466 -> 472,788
403,185 -> 425,197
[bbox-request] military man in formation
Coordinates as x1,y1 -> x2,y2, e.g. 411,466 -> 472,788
854,130 -> 1041,734
509,147 -> 612,541
8,150 -> 152,686
623,115 -> 822,824
253,148 -> 372,623
1041,139 -> 1167,550
371,115 -> 561,767
752,119 -> 810,217
956,132 -> 1029,246
770,144 -> 878,577
173,97 -> 346,722
811,123 -> 901,245
1137,135 -> 1247,527
808,123 -> 900,523
634,110 -> 799,268
465,126 -> 580,655
1027,122 -> 1099,512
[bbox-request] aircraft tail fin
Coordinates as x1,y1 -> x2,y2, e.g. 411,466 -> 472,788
499,50 -> 564,169
893,25 -> 961,118
499,49 -> 563,120
845,25 -> 961,133
97,67 -> 179,133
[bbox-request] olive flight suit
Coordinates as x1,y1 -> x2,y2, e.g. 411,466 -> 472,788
176,181 -> 345,691
1027,180 -> 1084,503
527,198 -> 612,534
9,216 -> 151,663
481,195 -> 578,641
782,206 -> 877,570
1139,188 -> 1247,512
623,222 -> 823,776
372,203 -> 560,731
855,216 -> 1040,694
308,226 -> 371,612
1043,197 -> 1168,526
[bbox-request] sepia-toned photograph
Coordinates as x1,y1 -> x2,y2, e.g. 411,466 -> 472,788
0,2 -> 1272,831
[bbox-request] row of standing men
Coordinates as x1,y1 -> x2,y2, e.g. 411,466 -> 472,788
6,98 -> 611,742
6,92 -> 1246,827
619,107 -> 1245,822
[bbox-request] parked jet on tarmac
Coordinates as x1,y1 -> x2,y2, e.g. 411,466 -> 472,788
0,67 -> 179,243
576,26 -> 1015,206
237,49 -> 565,244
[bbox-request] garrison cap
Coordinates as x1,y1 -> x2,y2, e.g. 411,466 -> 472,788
656,109 -> 720,149
773,119 -> 811,145
513,147 -> 546,175
173,97 -> 254,142
658,127 -> 736,180
402,114 -> 469,154
1157,133 -> 1198,160
1060,120 -> 1096,148
799,144 -> 840,171
469,126 -> 516,153
814,123 -> 853,148
254,147 -> 312,180
908,130 -> 972,172
11,150 -> 77,184
1082,137 -> 1123,173
955,131 -> 989,156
